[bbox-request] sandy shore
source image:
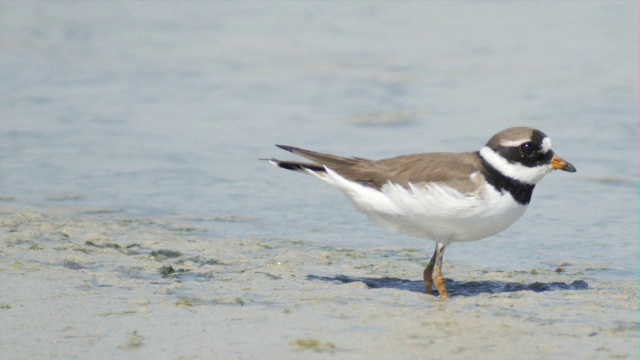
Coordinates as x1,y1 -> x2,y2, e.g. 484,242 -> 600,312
1,207 -> 637,359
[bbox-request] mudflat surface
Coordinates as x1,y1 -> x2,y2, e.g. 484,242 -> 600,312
1,208 -> 637,359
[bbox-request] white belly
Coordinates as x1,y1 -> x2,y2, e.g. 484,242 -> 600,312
316,168 -> 528,243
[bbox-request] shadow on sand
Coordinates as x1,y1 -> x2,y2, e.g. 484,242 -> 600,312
307,275 -> 588,297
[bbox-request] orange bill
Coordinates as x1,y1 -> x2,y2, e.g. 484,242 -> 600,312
551,154 -> 577,172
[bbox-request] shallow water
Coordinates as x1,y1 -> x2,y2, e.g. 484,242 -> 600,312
0,2 -> 637,359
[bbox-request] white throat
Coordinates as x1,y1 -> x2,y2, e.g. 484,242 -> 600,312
479,146 -> 552,185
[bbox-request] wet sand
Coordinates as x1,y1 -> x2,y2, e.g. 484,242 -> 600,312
1,206 -> 636,359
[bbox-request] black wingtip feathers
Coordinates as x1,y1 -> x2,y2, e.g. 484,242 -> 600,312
275,144 -> 296,153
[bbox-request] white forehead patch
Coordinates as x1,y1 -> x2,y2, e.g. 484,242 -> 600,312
541,137 -> 552,153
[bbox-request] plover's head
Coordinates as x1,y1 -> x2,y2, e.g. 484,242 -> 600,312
479,127 -> 576,185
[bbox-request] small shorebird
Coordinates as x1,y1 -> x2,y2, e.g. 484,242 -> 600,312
267,127 -> 576,299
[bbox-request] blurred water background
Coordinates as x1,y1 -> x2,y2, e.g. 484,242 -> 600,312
0,1 -> 637,281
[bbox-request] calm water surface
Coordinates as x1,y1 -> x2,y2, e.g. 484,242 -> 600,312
0,2 -> 636,281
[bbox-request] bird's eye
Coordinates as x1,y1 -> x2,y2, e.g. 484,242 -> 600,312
520,142 -> 537,157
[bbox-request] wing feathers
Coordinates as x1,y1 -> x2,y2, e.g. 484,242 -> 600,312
275,145 -> 363,168
270,145 -> 484,194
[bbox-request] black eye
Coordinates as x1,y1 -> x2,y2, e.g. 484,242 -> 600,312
520,142 -> 537,157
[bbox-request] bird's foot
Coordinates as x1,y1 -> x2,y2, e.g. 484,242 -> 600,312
434,275 -> 449,300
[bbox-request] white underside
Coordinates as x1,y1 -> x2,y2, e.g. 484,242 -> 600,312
308,168 -> 528,244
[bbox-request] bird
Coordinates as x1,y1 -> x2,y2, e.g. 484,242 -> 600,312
267,127 -> 576,299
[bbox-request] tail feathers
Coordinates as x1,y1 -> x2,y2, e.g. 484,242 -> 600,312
268,158 -> 326,173
268,145 -> 381,189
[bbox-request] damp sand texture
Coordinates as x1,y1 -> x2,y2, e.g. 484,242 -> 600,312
0,209 -> 637,359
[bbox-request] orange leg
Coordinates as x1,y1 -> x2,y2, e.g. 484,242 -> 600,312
423,243 -> 448,299
423,247 -> 437,294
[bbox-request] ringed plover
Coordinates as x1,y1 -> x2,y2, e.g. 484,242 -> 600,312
267,127 -> 576,299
